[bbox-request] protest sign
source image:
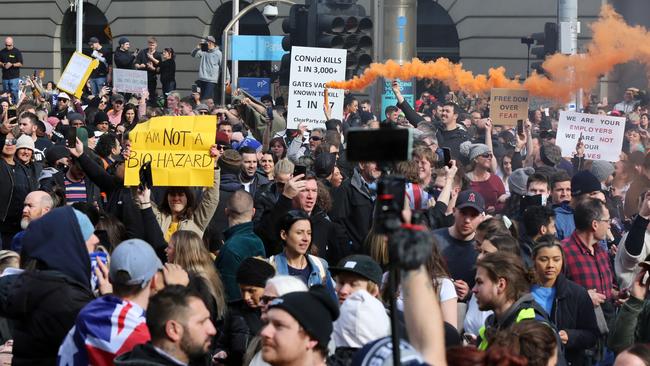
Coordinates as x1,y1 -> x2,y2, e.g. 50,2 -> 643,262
556,110 -> 625,162
57,52 -> 98,98
124,116 -> 217,187
287,46 -> 346,129
113,68 -> 148,94
381,79 -> 414,117
489,88 -> 529,127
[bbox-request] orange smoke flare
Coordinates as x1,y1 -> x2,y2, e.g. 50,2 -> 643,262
326,5 -> 647,102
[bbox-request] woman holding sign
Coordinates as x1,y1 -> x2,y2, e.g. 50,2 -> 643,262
153,145 -> 222,242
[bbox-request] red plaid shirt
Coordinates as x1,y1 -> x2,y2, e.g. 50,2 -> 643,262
562,232 -> 613,299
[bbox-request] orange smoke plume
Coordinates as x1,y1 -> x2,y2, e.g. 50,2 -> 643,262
326,5 -> 649,102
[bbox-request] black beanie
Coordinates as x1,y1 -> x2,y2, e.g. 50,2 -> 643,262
268,286 -> 340,347
94,111 -> 109,125
45,145 -> 71,167
236,257 -> 275,287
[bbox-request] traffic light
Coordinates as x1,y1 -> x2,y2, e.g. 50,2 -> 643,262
307,1 -> 373,79
530,22 -> 558,75
279,4 -> 308,85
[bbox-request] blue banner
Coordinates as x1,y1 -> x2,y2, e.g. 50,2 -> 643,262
230,35 -> 286,61
381,79 -> 414,117
239,77 -> 271,99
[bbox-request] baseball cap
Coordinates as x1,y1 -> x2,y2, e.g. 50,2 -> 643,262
111,93 -> 125,103
204,35 -> 217,43
57,92 -> 70,100
87,37 -> 100,45
109,239 -> 163,288
330,254 -> 383,285
195,103 -> 209,112
455,190 -> 485,213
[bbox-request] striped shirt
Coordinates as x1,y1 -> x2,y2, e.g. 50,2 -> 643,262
64,176 -> 88,205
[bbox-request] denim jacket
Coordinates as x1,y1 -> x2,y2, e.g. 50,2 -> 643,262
270,252 -> 337,300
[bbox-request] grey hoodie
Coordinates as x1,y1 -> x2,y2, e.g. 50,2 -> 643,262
191,46 -> 230,83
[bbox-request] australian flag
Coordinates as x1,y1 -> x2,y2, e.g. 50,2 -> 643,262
57,295 -> 150,366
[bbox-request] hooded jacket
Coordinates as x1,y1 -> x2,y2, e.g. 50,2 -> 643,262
0,131 -> 38,233
554,203 -> 575,241
0,206 -> 94,366
191,46 -> 227,83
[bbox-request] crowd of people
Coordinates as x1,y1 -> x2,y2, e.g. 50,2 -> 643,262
1,33 -> 650,366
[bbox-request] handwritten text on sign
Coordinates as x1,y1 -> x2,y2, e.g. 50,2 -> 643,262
124,116 -> 216,187
556,111 -> 625,162
113,68 -> 148,94
58,52 -> 97,98
489,88 -> 529,127
287,46 -> 346,129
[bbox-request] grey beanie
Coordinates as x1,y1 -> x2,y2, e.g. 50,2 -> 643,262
590,160 -> 615,183
460,141 -> 491,161
508,167 -> 535,196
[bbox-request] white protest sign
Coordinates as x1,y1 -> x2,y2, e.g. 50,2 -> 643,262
287,46 -> 346,129
113,68 -> 148,94
57,52 -> 97,98
556,110 -> 625,162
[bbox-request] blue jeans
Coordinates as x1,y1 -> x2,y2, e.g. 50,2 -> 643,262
197,80 -> 217,100
89,77 -> 107,96
2,78 -> 19,104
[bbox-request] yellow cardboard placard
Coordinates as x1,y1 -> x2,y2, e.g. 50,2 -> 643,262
124,116 -> 217,187
489,88 -> 530,127
57,52 -> 98,98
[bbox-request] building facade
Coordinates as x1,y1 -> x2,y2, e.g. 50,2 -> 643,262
0,0 -> 639,100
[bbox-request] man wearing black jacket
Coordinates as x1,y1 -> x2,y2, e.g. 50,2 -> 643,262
330,162 -> 381,254
436,102 -> 470,160
113,37 -> 135,70
87,37 -> 112,96
256,174 -> 348,263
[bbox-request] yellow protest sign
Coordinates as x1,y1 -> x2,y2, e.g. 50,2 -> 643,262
489,88 -> 529,127
57,52 -> 98,98
125,116 -> 217,187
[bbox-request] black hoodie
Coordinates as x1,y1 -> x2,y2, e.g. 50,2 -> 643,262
0,206 -> 94,366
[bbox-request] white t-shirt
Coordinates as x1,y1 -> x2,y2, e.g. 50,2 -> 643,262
463,294 -> 493,336
383,272 -> 457,311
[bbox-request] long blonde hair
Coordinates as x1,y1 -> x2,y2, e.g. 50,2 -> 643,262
170,230 -> 227,319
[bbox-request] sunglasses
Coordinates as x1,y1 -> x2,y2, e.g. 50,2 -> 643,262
309,136 -> 322,141
216,144 -> 226,151
479,153 -> 493,159
4,138 -> 16,146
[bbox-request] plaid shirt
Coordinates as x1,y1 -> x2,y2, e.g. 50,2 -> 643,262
562,232 -> 613,299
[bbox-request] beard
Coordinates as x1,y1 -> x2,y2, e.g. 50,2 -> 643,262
180,329 -> 210,362
20,217 -> 30,230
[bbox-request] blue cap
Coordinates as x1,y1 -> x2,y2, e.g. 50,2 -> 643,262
109,239 -> 163,288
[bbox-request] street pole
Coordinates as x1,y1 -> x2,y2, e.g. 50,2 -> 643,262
220,0 -> 296,106
380,0 -> 416,119
559,0 -> 580,110
232,0 -> 239,92
76,0 -> 83,52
